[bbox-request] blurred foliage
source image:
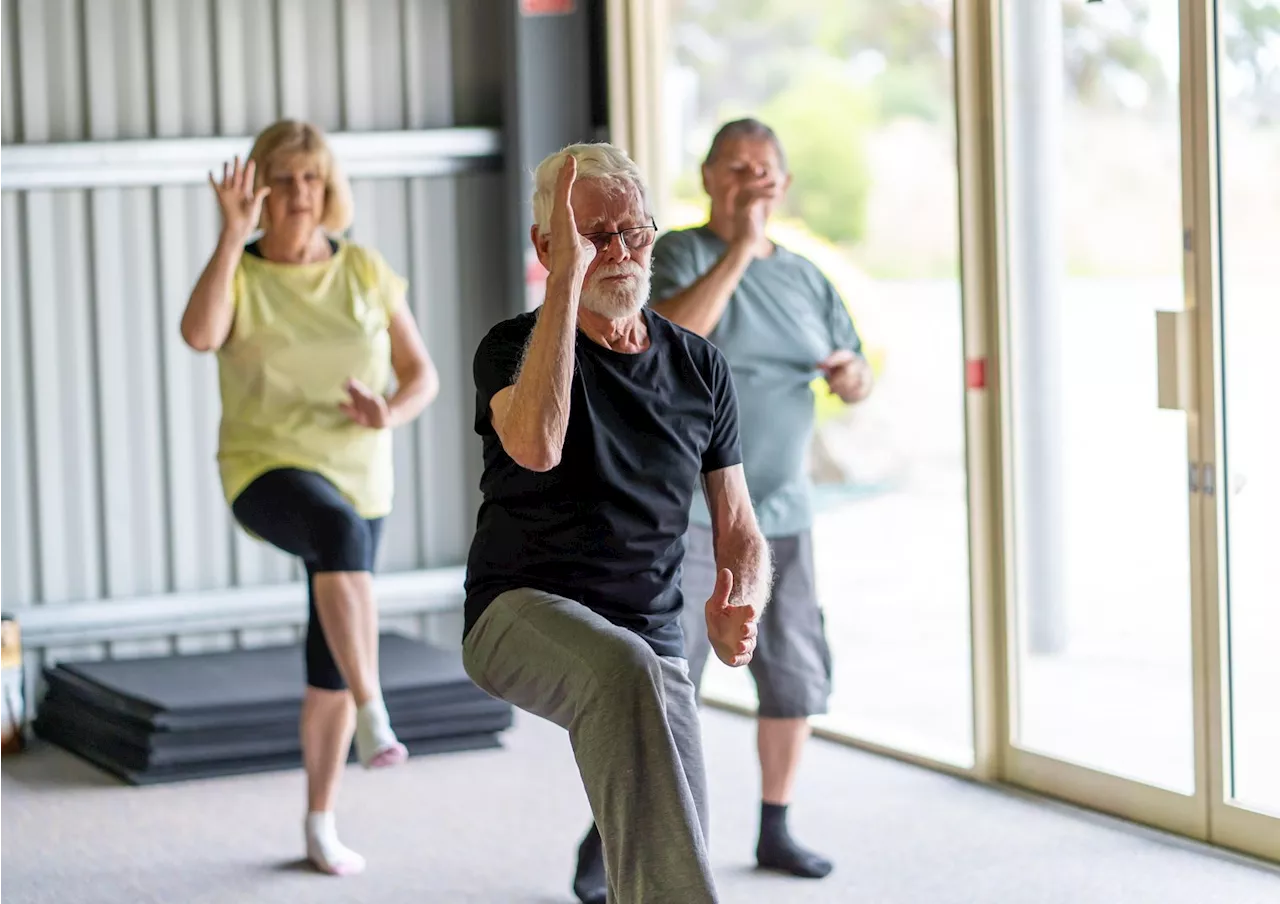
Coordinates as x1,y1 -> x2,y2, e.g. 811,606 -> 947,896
1221,0 -> 1280,124
757,65 -> 875,244
667,0 -> 1280,248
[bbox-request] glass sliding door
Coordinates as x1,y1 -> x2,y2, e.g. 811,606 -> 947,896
999,0 -> 1204,831
1208,0 -> 1280,860
657,0 -> 975,767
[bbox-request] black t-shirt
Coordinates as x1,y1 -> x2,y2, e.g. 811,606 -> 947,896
463,307 -> 742,658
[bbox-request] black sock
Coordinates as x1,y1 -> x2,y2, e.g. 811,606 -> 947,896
573,823 -> 608,904
756,801 -> 834,879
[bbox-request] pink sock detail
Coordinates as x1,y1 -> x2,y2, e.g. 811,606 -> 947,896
366,741 -> 408,769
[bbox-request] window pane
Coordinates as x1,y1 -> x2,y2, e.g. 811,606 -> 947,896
1217,0 -> 1280,817
1003,0 -> 1194,792
664,0 -> 975,765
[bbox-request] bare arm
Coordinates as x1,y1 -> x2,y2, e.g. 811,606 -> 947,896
180,157 -> 269,352
488,156 -> 593,472
703,464 -> 772,613
180,231 -> 243,352
384,306 -> 439,427
488,274 -> 579,471
650,243 -> 752,338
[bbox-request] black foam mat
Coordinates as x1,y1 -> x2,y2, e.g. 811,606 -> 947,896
43,668 -> 495,733
52,632 -> 476,710
36,717 -> 503,786
38,684 -> 511,753
44,633 -> 489,730
35,703 -> 514,770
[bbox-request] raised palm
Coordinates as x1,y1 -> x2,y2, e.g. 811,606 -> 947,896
210,156 -> 270,244
547,155 -> 597,279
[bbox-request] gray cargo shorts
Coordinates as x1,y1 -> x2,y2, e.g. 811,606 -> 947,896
679,525 -> 833,718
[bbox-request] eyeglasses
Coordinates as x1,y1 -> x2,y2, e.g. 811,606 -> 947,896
580,219 -> 658,252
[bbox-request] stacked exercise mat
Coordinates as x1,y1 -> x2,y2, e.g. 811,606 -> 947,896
33,632 -> 512,785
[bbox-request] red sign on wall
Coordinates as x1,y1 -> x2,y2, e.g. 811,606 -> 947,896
521,0 -> 576,15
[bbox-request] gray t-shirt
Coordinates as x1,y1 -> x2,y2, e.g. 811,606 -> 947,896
651,226 -> 862,538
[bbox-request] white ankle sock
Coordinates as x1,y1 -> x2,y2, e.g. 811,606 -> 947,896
355,697 -> 404,768
305,811 -> 365,876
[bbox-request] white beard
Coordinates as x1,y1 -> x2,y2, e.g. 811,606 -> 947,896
580,266 -> 651,320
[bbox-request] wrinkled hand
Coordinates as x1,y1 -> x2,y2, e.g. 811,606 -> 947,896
209,156 -> 270,244
705,568 -> 759,667
729,177 -> 778,255
818,350 -> 873,403
340,378 -> 391,429
547,155 -> 597,283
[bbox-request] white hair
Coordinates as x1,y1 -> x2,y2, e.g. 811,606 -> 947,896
531,142 -> 651,237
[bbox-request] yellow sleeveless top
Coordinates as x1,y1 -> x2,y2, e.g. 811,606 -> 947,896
216,241 -> 407,518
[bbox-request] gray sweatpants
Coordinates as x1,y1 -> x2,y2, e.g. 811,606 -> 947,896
462,587 -> 717,904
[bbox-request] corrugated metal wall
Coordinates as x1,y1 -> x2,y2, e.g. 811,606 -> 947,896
1,1 -> 508,620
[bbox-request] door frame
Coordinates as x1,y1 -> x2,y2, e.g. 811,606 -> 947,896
1191,0 -> 1280,862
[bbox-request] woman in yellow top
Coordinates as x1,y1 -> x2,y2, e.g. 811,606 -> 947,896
180,120 -> 438,877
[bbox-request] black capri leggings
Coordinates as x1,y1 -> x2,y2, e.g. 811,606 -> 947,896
231,468 -> 384,691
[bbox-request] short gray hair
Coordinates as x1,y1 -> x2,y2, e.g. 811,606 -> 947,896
531,142 -> 651,237
704,118 -> 788,173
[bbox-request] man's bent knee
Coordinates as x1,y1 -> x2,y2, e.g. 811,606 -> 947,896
587,632 -> 666,705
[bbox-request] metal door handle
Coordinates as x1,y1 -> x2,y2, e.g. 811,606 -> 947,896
1156,310 -> 1194,412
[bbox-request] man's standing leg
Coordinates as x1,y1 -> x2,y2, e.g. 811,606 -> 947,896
683,526 -> 834,877
573,532 -> 718,904
466,588 -> 718,904
750,531 -> 834,878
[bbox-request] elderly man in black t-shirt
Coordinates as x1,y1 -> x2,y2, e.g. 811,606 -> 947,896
463,144 -> 772,904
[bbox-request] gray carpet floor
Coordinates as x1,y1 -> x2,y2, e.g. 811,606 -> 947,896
3,707 -> 1278,903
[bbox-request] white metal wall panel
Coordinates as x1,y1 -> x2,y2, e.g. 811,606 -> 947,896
149,0 -> 217,138
2,0 -> 508,619
25,191 -> 104,604
0,195 -> 36,605
2,0 -> 19,142
154,185 -> 237,594
84,0 -> 152,139
404,0 -> 454,128
412,176 -> 473,566
276,0 -> 344,128
15,0 -> 85,142
341,0 -> 408,131
89,187 -> 171,599
214,0 -> 281,136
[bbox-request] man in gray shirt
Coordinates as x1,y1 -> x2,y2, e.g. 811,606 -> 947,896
572,119 -> 873,901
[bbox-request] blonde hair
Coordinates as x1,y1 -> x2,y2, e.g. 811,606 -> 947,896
247,119 -> 354,234
531,143 -> 650,238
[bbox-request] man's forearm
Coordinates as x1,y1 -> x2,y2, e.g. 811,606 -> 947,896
717,526 -> 773,613
652,243 -> 753,337
504,273 -> 580,468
